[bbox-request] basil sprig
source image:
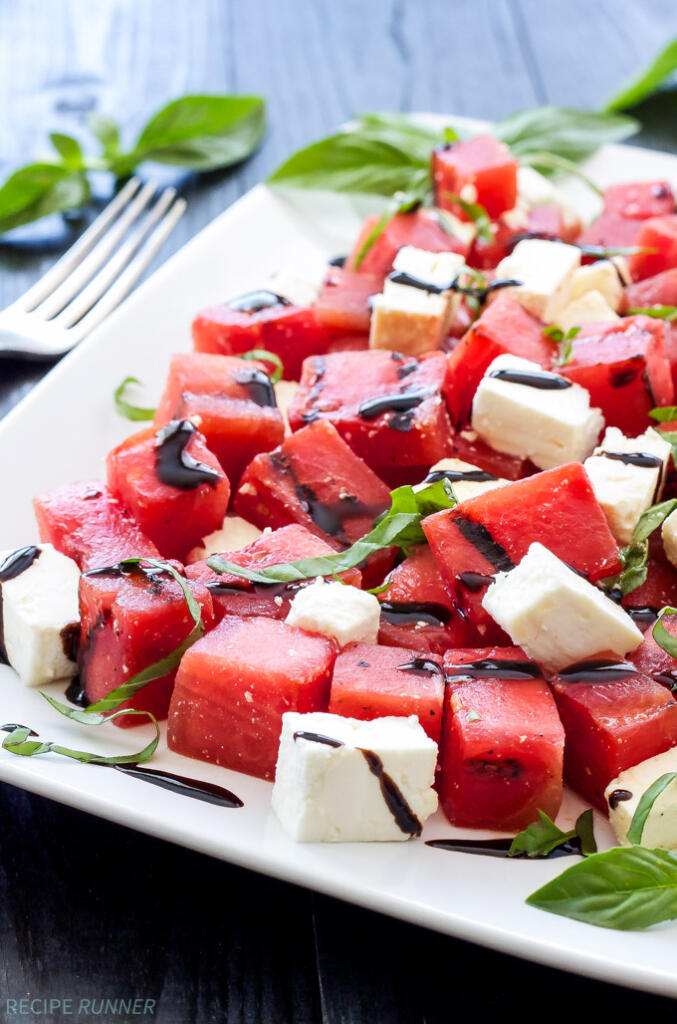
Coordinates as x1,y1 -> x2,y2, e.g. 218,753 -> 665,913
2,711 -> 160,767
627,772 -> 677,846
629,306 -> 677,321
542,325 -> 580,367
114,377 -> 156,421
600,499 -> 677,598
238,348 -> 284,383
353,191 -> 424,269
0,94 -> 265,235
652,605 -> 677,659
443,193 -> 493,243
604,36 -> 677,112
208,479 -> 455,584
509,809 -> 597,859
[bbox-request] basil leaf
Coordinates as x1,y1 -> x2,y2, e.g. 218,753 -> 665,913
578,244 -> 652,258
114,377 -> 156,421
605,36 -> 677,112
652,605 -> 677,659
543,325 -> 580,367
49,133 -> 84,169
367,580 -> 391,596
600,499 -> 677,597
120,95 -> 266,173
508,808 -> 596,859
0,163 -> 90,234
494,106 -> 639,163
630,306 -> 677,322
357,112 -> 452,162
2,711 -> 159,766
526,846 -> 677,930
627,772 -> 677,846
658,430 -> 677,471
575,809 -> 598,857
650,405 -> 677,422
519,151 -> 602,194
443,193 -> 493,243
88,113 -> 121,160
353,190 -> 424,269
239,348 -> 284,384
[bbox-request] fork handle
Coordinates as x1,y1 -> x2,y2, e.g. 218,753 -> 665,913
0,327 -> 61,360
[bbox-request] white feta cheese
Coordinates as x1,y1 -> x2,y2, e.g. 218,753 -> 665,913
471,354 -> 604,470
285,578 -> 380,647
482,542 -> 643,672
516,166 -> 580,234
391,246 -> 465,291
187,516 -> 262,563
272,711 -> 438,842
369,288 -> 449,357
605,749 -> 677,849
662,509 -> 677,569
569,260 -> 624,311
267,255 -> 327,307
436,210 -> 477,248
495,239 -> 581,322
553,290 -> 620,334
421,458 -> 508,503
274,379 -> 298,433
584,427 -> 671,545
0,543 -> 80,687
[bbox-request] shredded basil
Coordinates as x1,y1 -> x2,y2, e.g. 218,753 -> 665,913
509,809 -> 596,859
600,499 -> 677,598
627,772 -> 677,846
114,376 -> 156,421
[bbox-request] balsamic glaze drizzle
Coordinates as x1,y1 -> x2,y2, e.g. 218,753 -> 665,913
396,657 -> 443,676
357,389 -> 430,421
445,658 -> 541,681
425,837 -> 581,859
557,659 -> 639,683
599,451 -> 663,469
489,368 -> 572,390
453,515 -> 514,573
608,789 -> 633,810
1,723 -> 38,737
228,290 -> 291,313
293,730 -> 344,748
114,765 -> 243,807
457,571 -> 494,592
379,601 -> 451,627
328,255 -> 347,267
155,420 -> 221,490
64,677 -> 90,708
0,546 -> 41,664
388,270 -> 446,294
233,368 -> 277,408
425,468 -> 497,485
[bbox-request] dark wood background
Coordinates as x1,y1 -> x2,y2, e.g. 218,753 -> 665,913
2,1 -> 677,1020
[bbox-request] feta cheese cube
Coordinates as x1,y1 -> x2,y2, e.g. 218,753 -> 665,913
267,255 -> 327,307
369,288 -> 449,357
422,457 -> 509,503
274,379 -> 298,432
391,246 -> 465,291
553,290 -> 620,334
584,427 -> 671,544
285,578 -> 380,646
0,543 -> 80,687
495,239 -> 581,322
187,516 -> 262,563
569,260 -> 623,311
605,748 -> 677,849
662,509 -> 677,569
272,711 -> 438,841
482,542 -> 643,672
435,210 -> 477,248
471,354 -> 604,470
515,166 -> 580,234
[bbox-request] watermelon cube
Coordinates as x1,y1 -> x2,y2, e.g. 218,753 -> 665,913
551,663 -> 677,808
629,215 -> 677,281
167,614 -> 337,780
288,350 -> 454,485
439,647 -> 565,830
432,135 -> 518,219
630,612 -> 677,689
423,463 -> 621,635
154,353 -> 284,488
625,267 -> 677,310
106,422 -> 230,563
604,181 -> 675,221
79,563 -> 215,727
314,266 -> 380,336
33,481 -> 160,571
560,315 -> 674,435
346,209 -> 467,278
328,642 -> 444,742
577,213 -> 641,251
186,523 -> 362,621
449,430 -> 534,481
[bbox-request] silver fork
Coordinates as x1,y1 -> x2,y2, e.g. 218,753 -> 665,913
0,178 -> 186,358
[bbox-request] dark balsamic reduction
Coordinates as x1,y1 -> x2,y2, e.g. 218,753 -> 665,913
233,368 -> 277,408
453,515 -> 514,573
357,389 -> 430,421
380,601 -> 451,627
608,788 -> 633,810
328,255 -> 347,267
626,606 -> 660,628
396,657 -> 442,676
388,270 -> 447,294
83,487 -> 103,500
450,277 -> 523,304
610,365 -> 641,389
425,837 -> 580,858
155,420 -> 221,490
60,622 -> 80,663
600,450 -> 662,469
557,659 -> 638,683
206,578 -> 302,600
396,362 -> 419,380
457,571 -> 494,592
654,669 -> 677,689
489,368 -> 572,390
425,468 -> 497,485
445,658 -> 541,681
114,765 -> 243,807
0,546 -> 41,663
65,677 -> 90,708
293,730 -> 344,748
228,290 -> 291,313
1,723 -> 38,737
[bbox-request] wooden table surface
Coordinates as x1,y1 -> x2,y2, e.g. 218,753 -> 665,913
2,2 -> 677,1020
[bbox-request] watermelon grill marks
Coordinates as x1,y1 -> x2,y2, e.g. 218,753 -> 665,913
452,514 -> 515,573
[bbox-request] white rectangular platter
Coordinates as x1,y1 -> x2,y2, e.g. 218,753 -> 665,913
3,116 -> 677,997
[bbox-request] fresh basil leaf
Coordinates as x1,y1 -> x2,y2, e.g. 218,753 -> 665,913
627,772 -> 677,846
519,151 -> 602,194
239,348 -> 284,384
443,193 -> 493,243
2,710 -> 159,766
604,36 -> 677,112
526,846 -> 677,930
509,810 -> 578,858
575,809 -> 598,857
543,325 -> 579,367
120,95 -> 265,173
353,190 -> 425,269
87,113 -> 121,160
49,132 -> 84,169
652,605 -> 677,659
630,306 -> 677,322
356,112 -> 450,162
650,405 -> 677,422
0,163 -> 90,234
658,430 -> 677,471
114,377 -> 156,421
600,499 -> 677,597
367,580 -> 392,595
494,106 -> 639,163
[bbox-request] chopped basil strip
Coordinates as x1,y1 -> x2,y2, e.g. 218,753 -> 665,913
652,605 -> 677,659
239,348 -> 284,383
353,190 -> 424,269
542,325 -> 580,367
114,376 -> 156,421
650,404 -> 677,422
629,306 -> 677,322
577,244 -> 653,258
600,499 -> 677,597
518,151 -> 602,195
509,808 -> 596,859
443,193 -> 494,243
627,772 -> 677,846
2,710 -> 159,766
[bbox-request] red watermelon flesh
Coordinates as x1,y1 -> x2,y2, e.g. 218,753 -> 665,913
630,613 -> 677,689
328,641 -> 444,742
577,213 -> 641,251
79,564 -> 215,727
314,266 -> 380,335
439,646 -> 565,830
33,480 -> 160,571
154,352 -> 284,488
449,430 -> 534,482
346,209 -> 468,278
625,267 -> 677,310
432,135 -> 518,220
604,181 -> 675,220
167,614 -> 337,780
551,664 -> 677,808
629,216 -> 677,282
186,523 -> 362,621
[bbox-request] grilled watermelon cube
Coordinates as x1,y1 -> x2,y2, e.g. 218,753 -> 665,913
79,564 -> 215,727
625,267 -> 677,309
604,181 -> 675,220
33,481 -> 160,570
560,315 -> 674,435
288,350 -> 453,485
423,463 -> 621,635
186,523 -> 362,621
167,614 -> 337,780
154,353 -> 284,488
328,641 -> 444,742
630,612 -> 677,689
629,215 -> 677,281
192,293 -> 329,381
439,646 -> 565,830
432,135 -> 518,220
106,422 -> 230,562
449,430 -> 533,482
551,663 -> 677,808
314,266 -> 380,336
346,209 -> 468,278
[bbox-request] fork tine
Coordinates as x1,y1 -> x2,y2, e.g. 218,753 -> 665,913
18,178 -> 142,311
67,197 -> 187,341
34,181 -> 158,319
55,188 -> 178,328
